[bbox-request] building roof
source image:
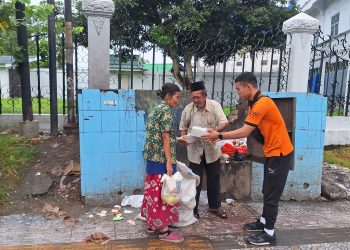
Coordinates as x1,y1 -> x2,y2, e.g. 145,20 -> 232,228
143,63 -> 173,72
110,55 -> 144,71
0,55 -> 37,66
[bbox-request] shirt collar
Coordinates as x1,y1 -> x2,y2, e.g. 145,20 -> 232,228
248,90 -> 262,108
193,99 -> 212,113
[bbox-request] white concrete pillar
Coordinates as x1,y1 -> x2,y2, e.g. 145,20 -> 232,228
282,13 -> 319,92
82,0 -> 114,89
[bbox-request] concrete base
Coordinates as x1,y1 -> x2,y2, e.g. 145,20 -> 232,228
220,161 -> 252,200
19,120 -> 39,137
63,122 -> 79,135
0,114 -> 67,132
325,116 -> 350,146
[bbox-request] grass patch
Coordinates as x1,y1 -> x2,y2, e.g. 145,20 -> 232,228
224,106 -> 236,116
0,98 -> 66,114
0,132 -> 38,204
324,145 -> 350,169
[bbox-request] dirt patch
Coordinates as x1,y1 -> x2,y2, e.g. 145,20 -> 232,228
0,131 -> 93,217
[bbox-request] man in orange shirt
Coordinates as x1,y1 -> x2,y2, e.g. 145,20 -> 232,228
203,72 -> 294,246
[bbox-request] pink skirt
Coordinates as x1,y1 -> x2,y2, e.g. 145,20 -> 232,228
141,174 -> 179,231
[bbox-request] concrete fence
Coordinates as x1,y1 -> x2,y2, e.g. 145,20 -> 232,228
1,114 -> 349,146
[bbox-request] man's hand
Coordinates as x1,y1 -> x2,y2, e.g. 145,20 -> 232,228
202,128 -> 219,143
177,135 -> 192,145
166,162 -> 173,176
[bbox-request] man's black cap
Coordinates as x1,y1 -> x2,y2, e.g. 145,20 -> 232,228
191,81 -> 206,92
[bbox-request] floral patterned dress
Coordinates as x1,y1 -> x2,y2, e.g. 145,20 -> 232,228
141,101 -> 179,230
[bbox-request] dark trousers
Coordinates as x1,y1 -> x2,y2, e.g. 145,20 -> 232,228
189,156 -> 221,211
262,152 -> 293,230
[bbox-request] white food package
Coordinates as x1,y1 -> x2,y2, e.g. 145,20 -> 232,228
190,126 -> 208,137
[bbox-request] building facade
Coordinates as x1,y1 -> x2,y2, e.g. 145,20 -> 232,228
300,0 -> 350,115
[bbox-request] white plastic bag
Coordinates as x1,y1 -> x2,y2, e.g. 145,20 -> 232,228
171,161 -> 200,227
215,139 -> 234,149
160,172 -> 183,206
121,195 -> 144,208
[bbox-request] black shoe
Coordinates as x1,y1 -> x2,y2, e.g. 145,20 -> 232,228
244,219 -> 264,231
193,209 -> 200,219
247,231 -> 276,246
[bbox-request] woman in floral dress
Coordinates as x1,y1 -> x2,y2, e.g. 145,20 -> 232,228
141,83 -> 187,243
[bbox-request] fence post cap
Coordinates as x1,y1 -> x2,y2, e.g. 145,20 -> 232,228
282,13 -> 319,34
82,0 -> 115,18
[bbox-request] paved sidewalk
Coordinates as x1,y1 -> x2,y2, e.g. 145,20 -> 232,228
1,200 -> 350,249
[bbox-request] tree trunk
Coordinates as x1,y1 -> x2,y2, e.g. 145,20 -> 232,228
65,0 -> 75,125
184,52 -> 193,90
169,51 -> 184,88
15,1 -> 33,121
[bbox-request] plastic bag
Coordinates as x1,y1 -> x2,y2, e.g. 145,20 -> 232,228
218,138 -> 247,160
121,195 -> 144,208
160,172 -> 183,206
171,161 -> 200,227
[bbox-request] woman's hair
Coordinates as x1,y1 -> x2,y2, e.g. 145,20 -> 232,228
157,82 -> 181,99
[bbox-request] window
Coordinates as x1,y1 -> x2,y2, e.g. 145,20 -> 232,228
261,60 -> 268,65
331,13 -> 339,37
272,60 -> 278,65
236,61 -> 242,66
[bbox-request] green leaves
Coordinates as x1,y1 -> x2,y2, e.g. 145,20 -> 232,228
72,26 -> 84,34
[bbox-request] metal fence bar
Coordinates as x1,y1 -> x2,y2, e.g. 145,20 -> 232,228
74,36 -> 78,115
268,48 -> 274,91
317,51 -> 325,94
258,53 -> 264,88
62,33 -> 66,115
183,56 -> 186,79
151,43 -> 155,90
130,40 -> 134,89
346,78 -> 350,116
309,41 -> 317,92
212,62 -> 216,99
162,51 -> 166,85
338,64 -> 347,115
193,55 -> 197,82
220,59 -> 226,107
329,56 -> 339,116
251,51 -> 255,73
277,48 -> 284,92
229,55 -> 236,112
324,40 -> 334,96
35,34 -> 42,114
118,44 -> 122,89
242,53 -> 246,72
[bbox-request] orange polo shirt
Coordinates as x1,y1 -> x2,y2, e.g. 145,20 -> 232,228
245,91 -> 294,157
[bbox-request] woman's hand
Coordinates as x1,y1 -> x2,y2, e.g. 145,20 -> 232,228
201,128 -> 219,143
166,162 -> 173,176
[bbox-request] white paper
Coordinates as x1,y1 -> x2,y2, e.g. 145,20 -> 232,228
185,133 -> 198,143
191,126 -> 208,137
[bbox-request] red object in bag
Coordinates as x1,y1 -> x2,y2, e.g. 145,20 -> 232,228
221,143 -> 237,157
221,143 -> 247,157
236,145 -> 247,155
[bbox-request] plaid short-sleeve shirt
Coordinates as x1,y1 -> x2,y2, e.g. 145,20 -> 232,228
144,101 -> 176,163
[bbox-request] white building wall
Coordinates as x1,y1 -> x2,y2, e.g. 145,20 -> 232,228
0,69 -> 9,95
301,0 -> 350,36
